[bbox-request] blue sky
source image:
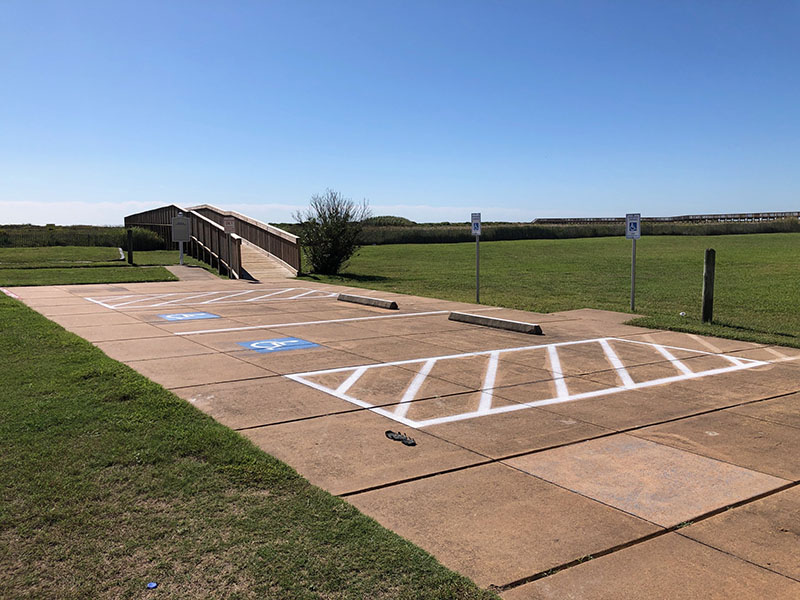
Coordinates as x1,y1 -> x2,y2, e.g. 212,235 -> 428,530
1,0 -> 798,225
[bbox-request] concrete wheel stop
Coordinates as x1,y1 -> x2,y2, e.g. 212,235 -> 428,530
449,312 -> 543,335
337,293 -> 399,310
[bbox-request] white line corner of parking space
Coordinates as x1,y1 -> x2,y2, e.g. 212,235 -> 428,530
337,293 -> 399,310
449,311 -> 543,335
1,288 -> 20,299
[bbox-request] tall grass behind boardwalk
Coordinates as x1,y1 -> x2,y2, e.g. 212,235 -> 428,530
302,233 -> 800,348
0,225 -> 164,250
279,218 -> 800,245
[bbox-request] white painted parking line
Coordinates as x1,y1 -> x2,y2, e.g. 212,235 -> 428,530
175,310 -> 451,335
84,288 -> 338,309
286,338 -> 770,429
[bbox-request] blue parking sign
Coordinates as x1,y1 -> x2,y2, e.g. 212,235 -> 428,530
237,337 -> 319,353
158,312 -> 220,321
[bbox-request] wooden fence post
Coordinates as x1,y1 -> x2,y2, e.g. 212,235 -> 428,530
702,248 -> 715,323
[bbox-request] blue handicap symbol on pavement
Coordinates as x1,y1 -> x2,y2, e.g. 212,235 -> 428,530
238,337 -> 319,353
158,312 -> 220,321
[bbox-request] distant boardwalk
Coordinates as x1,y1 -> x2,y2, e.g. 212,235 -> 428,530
535,211 -> 800,225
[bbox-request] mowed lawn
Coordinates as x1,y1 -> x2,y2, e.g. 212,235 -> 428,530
0,247 -> 216,286
0,294 -> 495,599
305,233 -> 800,348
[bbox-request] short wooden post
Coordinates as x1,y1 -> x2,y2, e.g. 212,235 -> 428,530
702,248 -> 715,323
127,229 -> 134,265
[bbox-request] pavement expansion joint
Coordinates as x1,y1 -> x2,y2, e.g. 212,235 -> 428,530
167,372 -> 281,390
674,530 -> 800,585
489,479 -> 800,592
336,387 -> 800,498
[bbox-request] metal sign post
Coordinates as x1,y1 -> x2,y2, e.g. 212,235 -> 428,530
625,213 -> 641,311
171,212 -> 191,266
471,213 -> 481,303
223,217 -> 235,278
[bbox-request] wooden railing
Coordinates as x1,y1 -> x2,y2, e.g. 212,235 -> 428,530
534,211 -> 800,225
124,205 -> 243,279
189,204 -> 300,274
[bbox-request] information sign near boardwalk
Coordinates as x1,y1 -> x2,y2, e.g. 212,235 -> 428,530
625,213 -> 641,311
171,212 -> 191,266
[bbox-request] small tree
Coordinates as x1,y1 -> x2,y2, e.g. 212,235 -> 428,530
294,189 -> 371,275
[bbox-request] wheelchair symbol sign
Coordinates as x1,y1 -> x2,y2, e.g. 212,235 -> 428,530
237,337 -> 319,353
625,213 -> 641,239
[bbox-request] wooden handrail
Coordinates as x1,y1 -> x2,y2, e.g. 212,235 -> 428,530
188,204 -> 300,274
124,205 -> 242,279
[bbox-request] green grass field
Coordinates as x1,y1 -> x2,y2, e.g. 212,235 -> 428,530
302,233 -> 800,348
0,247 -> 219,286
0,295 -> 495,599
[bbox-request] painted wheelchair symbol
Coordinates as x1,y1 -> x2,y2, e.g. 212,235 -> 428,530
238,337 -> 319,354
253,339 -> 302,351
158,312 -> 219,321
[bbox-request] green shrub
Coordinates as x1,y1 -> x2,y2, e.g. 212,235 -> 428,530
294,190 -> 371,274
120,227 -> 165,251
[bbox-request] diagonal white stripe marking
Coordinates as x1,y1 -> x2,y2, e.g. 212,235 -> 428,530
285,290 -> 318,300
687,333 -> 722,353
199,290 -> 254,304
547,345 -> 570,398
111,293 -> 175,307
765,347 -> 789,359
150,291 -> 220,307
652,343 -> 694,376
393,359 -> 437,419
600,339 -> 637,388
478,351 -> 500,412
336,367 -> 367,395
244,288 -> 293,301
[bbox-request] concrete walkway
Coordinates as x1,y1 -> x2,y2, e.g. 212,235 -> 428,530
240,241 -> 294,280
10,278 -> 800,599
165,265 -> 220,281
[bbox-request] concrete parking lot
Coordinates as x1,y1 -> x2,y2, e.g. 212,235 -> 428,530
10,277 -> 800,598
